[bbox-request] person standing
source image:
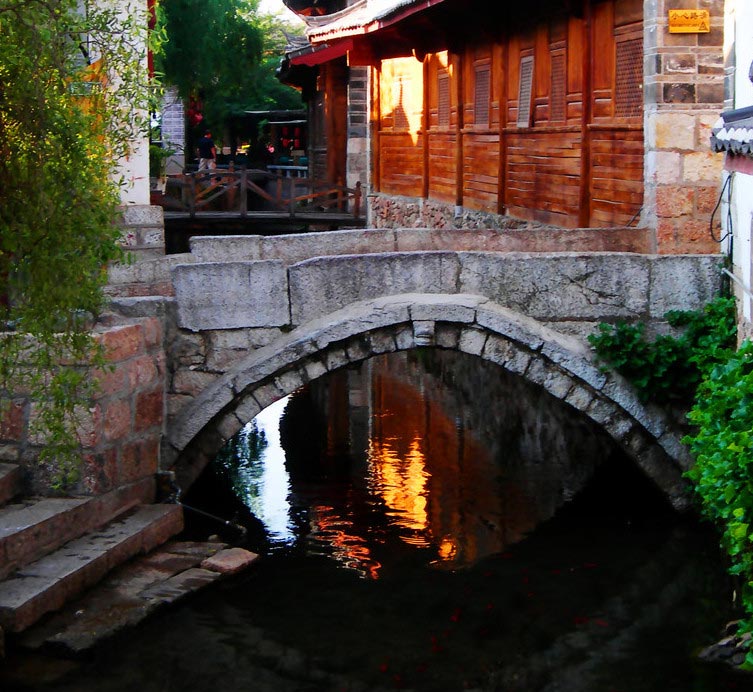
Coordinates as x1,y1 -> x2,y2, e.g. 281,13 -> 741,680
197,130 -> 216,170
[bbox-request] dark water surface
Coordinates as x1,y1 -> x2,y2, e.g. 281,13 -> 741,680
3,350 -> 750,691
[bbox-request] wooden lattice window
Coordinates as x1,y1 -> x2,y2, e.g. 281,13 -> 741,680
438,70 -> 450,128
392,76 -> 410,130
550,50 -> 566,122
517,56 -> 534,128
615,37 -> 643,118
474,62 -> 490,127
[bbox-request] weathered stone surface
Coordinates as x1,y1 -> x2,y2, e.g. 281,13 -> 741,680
289,252 -> 460,324
261,227 -> 396,264
172,261 -> 290,331
189,234 -> 264,262
648,254 -> 724,317
459,253 -> 649,322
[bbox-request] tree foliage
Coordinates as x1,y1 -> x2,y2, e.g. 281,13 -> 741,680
0,0 -> 152,489
157,0 -> 303,129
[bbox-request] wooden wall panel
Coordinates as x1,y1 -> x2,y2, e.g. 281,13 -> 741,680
462,133 -> 500,212
504,130 -> 583,226
589,127 -> 643,226
428,132 -> 457,203
379,132 -> 424,197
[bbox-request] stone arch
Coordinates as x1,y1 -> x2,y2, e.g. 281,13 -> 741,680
163,293 -> 694,511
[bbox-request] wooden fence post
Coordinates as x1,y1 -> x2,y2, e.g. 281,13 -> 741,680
189,174 -> 196,218
240,168 -> 247,217
354,181 -> 361,219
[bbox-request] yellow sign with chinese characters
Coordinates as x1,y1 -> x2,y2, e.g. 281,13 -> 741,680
668,9 -> 710,33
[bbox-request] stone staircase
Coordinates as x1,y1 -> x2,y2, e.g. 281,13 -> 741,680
0,463 -> 184,644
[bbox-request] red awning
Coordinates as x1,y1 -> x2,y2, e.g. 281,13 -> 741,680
289,39 -> 353,66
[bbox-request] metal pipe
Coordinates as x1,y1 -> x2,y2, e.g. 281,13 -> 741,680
722,267 -> 753,301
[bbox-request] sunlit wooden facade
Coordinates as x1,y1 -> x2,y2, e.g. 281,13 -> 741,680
282,0 -> 725,250
367,0 -> 644,228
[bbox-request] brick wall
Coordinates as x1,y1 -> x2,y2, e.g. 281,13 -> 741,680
643,0 -> 726,253
0,318 -> 166,498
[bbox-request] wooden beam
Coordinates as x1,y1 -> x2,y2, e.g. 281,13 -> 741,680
578,0 -> 593,228
422,54 -> 430,199
454,50 -> 464,207
498,41 -> 508,215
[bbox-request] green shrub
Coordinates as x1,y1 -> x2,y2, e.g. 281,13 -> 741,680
684,339 -> 753,665
587,296 -> 737,404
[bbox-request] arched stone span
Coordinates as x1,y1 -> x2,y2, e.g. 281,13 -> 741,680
163,293 -> 694,511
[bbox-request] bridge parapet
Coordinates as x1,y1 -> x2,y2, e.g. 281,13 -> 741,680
172,242 -> 723,338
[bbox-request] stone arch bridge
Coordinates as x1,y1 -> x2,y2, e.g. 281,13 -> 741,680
110,227 -> 724,512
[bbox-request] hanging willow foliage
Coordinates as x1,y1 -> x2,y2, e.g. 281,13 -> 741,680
0,0 -> 155,490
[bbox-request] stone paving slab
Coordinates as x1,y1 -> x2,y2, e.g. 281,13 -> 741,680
16,540 -> 259,655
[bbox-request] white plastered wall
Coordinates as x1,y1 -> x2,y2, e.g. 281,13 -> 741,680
724,1 -> 753,325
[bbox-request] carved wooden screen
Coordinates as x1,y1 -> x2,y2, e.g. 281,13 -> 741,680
550,50 -> 566,122
517,55 -> 534,127
614,37 -> 642,118
438,69 -> 450,128
474,61 -> 490,127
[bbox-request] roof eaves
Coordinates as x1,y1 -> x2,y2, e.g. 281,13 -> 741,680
305,0 -> 444,44
711,107 -> 753,157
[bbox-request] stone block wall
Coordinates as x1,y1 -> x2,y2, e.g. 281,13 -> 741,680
347,66 -> 369,193
160,87 -> 186,175
118,204 -> 165,261
643,0 -> 726,253
0,318 -> 165,499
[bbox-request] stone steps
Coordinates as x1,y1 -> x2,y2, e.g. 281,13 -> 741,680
17,541 -> 258,655
0,503 -> 184,633
0,497 -> 96,581
0,464 -> 22,507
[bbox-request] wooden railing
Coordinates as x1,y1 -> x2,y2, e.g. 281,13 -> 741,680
158,164 -> 362,221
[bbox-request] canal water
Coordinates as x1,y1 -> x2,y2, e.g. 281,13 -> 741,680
3,349 -> 750,691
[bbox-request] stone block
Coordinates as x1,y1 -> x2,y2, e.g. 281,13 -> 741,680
125,354 -> 160,390
458,327 -> 487,356
289,253 -> 460,325
134,388 -> 164,432
98,324 -> 145,363
263,227 -> 394,265
119,205 -> 164,227
201,547 -> 258,575
648,254 -> 724,317
648,112 -> 696,150
656,185 -> 694,217
172,261 -> 290,331
103,399 -> 132,442
190,235 -> 263,263
464,254 -> 649,322
683,150 -> 723,183
646,150 -> 682,184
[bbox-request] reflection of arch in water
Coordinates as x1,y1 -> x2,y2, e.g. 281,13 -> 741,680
164,293 -> 693,511
277,349 -> 627,572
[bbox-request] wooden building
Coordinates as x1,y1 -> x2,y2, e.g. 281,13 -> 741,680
280,0 -> 726,253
